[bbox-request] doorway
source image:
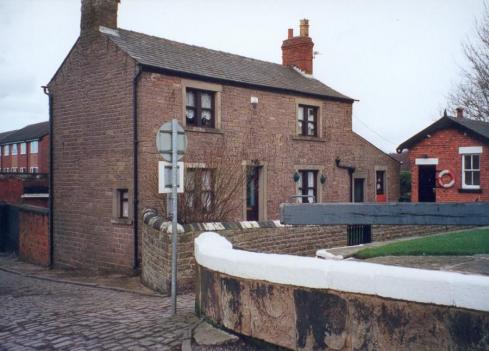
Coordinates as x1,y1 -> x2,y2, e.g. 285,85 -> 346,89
418,165 -> 436,202
246,166 -> 260,221
353,178 -> 365,203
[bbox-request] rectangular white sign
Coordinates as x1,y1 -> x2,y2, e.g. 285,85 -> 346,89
158,161 -> 184,194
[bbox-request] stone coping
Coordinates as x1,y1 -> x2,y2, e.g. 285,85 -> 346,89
10,204 -> 49,215
142,208 -> 290,233
195,232 -> 489,312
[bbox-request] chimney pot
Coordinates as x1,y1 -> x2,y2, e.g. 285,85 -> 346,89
81,0 -> 120,35
300,19 -> 309,37
456,107 -> 464,119
288,28 -> 293,39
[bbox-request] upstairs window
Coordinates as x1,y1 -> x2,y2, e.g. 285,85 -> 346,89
297,170 -> 318,203
462,154 -> 480,189
20,143 -> 26,155
186,89 -> 215,128
30,167 -> 38,174
30,141 -> 38,154
297,105 -> 318,137
4,145 -> 9,156
12,144 -> 17,156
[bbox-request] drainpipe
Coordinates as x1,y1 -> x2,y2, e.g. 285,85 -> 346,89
335,158 -> 355,202
132,64 -> 143,270
42,85 -> 54,267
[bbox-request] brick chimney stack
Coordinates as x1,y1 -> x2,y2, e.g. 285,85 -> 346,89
81,0 -> 120,35
456,107 -> 464,119
282,19 -> 315,75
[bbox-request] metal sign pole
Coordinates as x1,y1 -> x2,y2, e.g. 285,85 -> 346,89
171,119 -> 178,315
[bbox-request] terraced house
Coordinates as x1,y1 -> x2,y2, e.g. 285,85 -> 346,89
47,0 -> 399,272
0,122 -> 49,207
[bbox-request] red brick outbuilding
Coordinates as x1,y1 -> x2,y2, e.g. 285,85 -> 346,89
397,110 -> 489,203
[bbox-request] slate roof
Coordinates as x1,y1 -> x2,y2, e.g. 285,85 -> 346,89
397,116 -> 489,153
100,27 -> 353,102
0,121 -> 49,144
0,130 -> 16,143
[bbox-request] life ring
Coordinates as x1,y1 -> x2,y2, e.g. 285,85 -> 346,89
437,170 -> 455,188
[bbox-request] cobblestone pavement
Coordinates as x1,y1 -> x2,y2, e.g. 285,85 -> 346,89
0,270 -> 198,350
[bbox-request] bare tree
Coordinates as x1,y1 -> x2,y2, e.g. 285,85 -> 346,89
450,4 -> 489,121
147,152 -> 248,224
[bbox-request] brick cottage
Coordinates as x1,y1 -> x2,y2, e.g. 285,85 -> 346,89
47,0 -> 399,272
397,108 -> 489,202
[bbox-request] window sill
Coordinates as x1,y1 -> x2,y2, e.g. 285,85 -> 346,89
185,126 -> 224,135
458,188 -> 482,194
292,135 -> 326,143
111,218 -> 133,225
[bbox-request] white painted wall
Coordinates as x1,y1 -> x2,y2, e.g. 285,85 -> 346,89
195,232 -> 489,312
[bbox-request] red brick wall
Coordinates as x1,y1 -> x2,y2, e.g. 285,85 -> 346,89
18,207 -> 49,267
409,128 -> 489,202
49,32 -> 136,272
0,174 -> 49,206
0,177 -> 24,204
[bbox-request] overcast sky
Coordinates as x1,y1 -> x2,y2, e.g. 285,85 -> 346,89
0,0 -> 484,152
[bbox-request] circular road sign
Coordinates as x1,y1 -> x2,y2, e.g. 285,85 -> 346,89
156,120 -> 187,162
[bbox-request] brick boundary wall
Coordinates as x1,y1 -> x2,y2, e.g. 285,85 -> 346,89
17,205 -> 49,267
141,208 -> 466,294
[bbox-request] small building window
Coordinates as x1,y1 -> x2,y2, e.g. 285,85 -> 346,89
3,145 -> 9,156
376,170 -> 385,195
185,89 -> 215,128
297,170 -> 318,203
12,144 -> 17,156
297,105 -> 318,137
19,167 -> 26,173
462,154 -> 480,189
30,141 -> 38,154
11,167 -> 17,173
30,167 -> 38,174
185,169 -> 214,212
4,168 -> 9,173
20,143 -> 26,155
119,189 -> 129,218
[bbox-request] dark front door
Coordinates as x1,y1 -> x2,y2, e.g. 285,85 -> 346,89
246,166 -> 260,221
354,178 -> 365,203
418,165 -> 436,202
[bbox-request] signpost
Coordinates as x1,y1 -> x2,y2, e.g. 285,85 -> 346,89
156,120 -> 187,315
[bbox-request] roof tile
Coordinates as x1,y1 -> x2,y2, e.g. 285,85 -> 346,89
101,27 -> 353,101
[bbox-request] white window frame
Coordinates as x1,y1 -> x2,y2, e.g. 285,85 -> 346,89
3,168 -> 9,173
19,167 -> 26,173
30,141 -> 39,154
461,154 -> 481,190
20,142 -> 26,155
30,167 -> 38,174
11,167 -> 17,173
4,145 -> 9,156
11,144 -> 17,156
